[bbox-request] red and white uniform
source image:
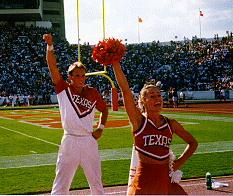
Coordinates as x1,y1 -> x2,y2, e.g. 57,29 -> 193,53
51,80 -> 106,195
128,115 -> 173,195
134,116 -> 172,160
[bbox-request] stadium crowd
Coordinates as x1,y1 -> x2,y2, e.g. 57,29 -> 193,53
0,24 -> 233,106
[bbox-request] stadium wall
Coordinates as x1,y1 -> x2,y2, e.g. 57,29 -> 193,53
0,90 -> 233,106
50,90 -> 233,104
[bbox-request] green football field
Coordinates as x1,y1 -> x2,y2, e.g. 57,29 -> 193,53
0,107 -> 233,194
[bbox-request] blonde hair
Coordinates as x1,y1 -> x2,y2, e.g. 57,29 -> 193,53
138,83 -> 160,113
68,62 -> 86,75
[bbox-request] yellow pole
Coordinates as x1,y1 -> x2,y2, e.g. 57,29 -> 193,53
102,0 -> 106,40
77,0 -> 81,62
102,0 -> 107,72
85,1 -> 118,110
85,72 -> 118,111
86,72 -> 113,86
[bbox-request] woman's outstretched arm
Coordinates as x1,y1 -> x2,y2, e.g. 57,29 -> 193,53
112,62 -> 142,131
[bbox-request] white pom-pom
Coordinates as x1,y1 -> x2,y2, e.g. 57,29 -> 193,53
169,150 -> 176,162
169,150 -> 183,183
170,170 -> 183,183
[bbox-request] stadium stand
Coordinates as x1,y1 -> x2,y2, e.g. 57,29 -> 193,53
0,22 -> 233,106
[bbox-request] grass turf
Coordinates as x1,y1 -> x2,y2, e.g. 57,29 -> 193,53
0,107 -> 233,194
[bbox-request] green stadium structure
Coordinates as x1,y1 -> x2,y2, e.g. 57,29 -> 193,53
0,0 -> 65,38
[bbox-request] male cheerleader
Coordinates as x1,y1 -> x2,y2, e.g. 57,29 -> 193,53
43,34 -> 108,195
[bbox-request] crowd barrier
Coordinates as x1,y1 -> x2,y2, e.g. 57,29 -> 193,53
1,90 -> 232,105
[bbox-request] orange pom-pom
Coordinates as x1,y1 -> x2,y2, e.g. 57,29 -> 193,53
92,38 -> 126,66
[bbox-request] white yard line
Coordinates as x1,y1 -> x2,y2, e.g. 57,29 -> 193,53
0,140 -> 232,169
164,114 -> 233,122
0,163 -> 56,170
0,126 -> 59,147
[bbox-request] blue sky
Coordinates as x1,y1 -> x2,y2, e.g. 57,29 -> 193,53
64,0 -> 233,44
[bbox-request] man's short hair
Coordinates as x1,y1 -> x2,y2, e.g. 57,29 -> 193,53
68,62 -> 86,75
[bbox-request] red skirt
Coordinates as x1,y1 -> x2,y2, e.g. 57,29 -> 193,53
128,162 -> 187,195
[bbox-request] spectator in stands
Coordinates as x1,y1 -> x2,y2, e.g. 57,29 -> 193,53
179,91 -> 184,102
219,87 -> 226,101
168,87 -> 173,108
172,88 -> 178,108
0,23 -> 233,103
179,91 -> 187,107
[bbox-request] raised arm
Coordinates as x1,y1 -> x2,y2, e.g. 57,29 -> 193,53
43,34 -> 62,84
170,119 -> 198,170
112,62 -> 142,131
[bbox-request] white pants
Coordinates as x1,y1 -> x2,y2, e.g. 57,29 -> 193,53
51,135 -> 104,195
